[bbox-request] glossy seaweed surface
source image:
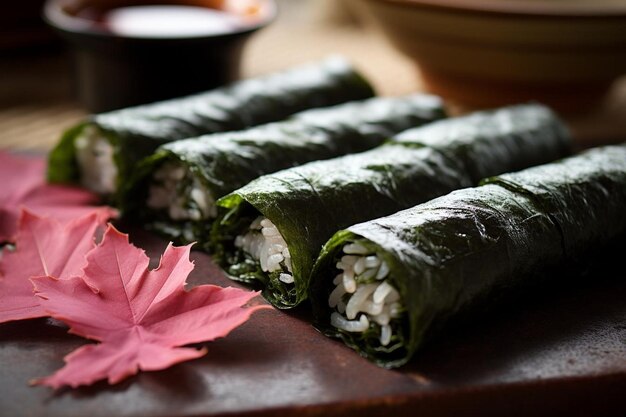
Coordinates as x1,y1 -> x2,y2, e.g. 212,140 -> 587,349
129,94 -> 446,242
48,57 -> 375,191
312,144 -> 626,367
213,104 -> 572,308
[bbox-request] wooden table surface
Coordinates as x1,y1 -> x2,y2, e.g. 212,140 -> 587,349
1,227 -> 625,417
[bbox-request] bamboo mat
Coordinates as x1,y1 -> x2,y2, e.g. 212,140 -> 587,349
1,0 -> 625,152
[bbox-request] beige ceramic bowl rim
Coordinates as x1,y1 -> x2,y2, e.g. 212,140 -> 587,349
372,0 -> 626,17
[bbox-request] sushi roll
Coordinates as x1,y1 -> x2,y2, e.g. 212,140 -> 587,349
210,104 -> 571,308
310,144 -> 626,367
48,57 -> 374,197
125,94 -> 446,243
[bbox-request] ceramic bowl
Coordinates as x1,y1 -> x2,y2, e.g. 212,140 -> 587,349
361,0 -> 626,111
44,0 -> 276,112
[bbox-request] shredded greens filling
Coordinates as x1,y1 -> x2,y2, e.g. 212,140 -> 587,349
147,161 -> 216,220
235,217 -> 293,278
74,125 -> 118,195
143,160 -> 216,242
221,215 -> 297,305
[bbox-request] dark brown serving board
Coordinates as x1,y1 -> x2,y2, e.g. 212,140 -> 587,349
1,228 -> 625,417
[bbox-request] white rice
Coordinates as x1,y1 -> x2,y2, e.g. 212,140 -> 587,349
74,125 -> 118,195
147,161 -> 216,221
328,243 -> 403,346
235,217 -> 293,283
331,312 -> 369,332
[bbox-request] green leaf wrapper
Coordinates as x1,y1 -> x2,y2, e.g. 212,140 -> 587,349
124,94 -> 446,242
47,57 -> 374,197
310,144 -> 626,367
211,104 -> 572,308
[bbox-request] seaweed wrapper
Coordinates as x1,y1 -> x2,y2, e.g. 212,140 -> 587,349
311,144 -> 626,367
47,57 -> 374,193
125,94 -> 446,241
391,102 -> 571,183
211,104 -> 572,308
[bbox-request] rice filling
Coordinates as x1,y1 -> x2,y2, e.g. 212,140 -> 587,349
147,161 -> 216,221
74,125 -> 118,195
235,217 -> 293,283
329,243 -> 402,346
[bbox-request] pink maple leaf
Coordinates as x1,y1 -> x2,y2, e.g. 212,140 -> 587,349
0,210 -> 107,324
31,225 -> 270,388
0,151 -> 116,242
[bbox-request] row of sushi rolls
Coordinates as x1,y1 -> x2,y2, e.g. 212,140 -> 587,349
49,57 -> 626,368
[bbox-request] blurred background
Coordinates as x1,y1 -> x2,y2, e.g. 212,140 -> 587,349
1,0 -> 625,152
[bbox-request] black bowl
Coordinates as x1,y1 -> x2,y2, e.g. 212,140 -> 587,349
44,0 -> 276,112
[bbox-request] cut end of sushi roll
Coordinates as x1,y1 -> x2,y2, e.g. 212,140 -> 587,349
210,198 -> 301,308
225,215 -> 298,307
74,124 -> 118,195
147,160 -> 216,222
235,216 -> 294,282
327,240 -> 406,352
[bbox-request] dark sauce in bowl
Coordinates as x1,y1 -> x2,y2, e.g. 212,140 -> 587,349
55,0 -> 274,38
44,0 -> 276,111
92,5 -> 245,37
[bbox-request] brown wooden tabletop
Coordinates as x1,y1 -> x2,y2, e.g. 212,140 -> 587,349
1,227 -> 625,417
